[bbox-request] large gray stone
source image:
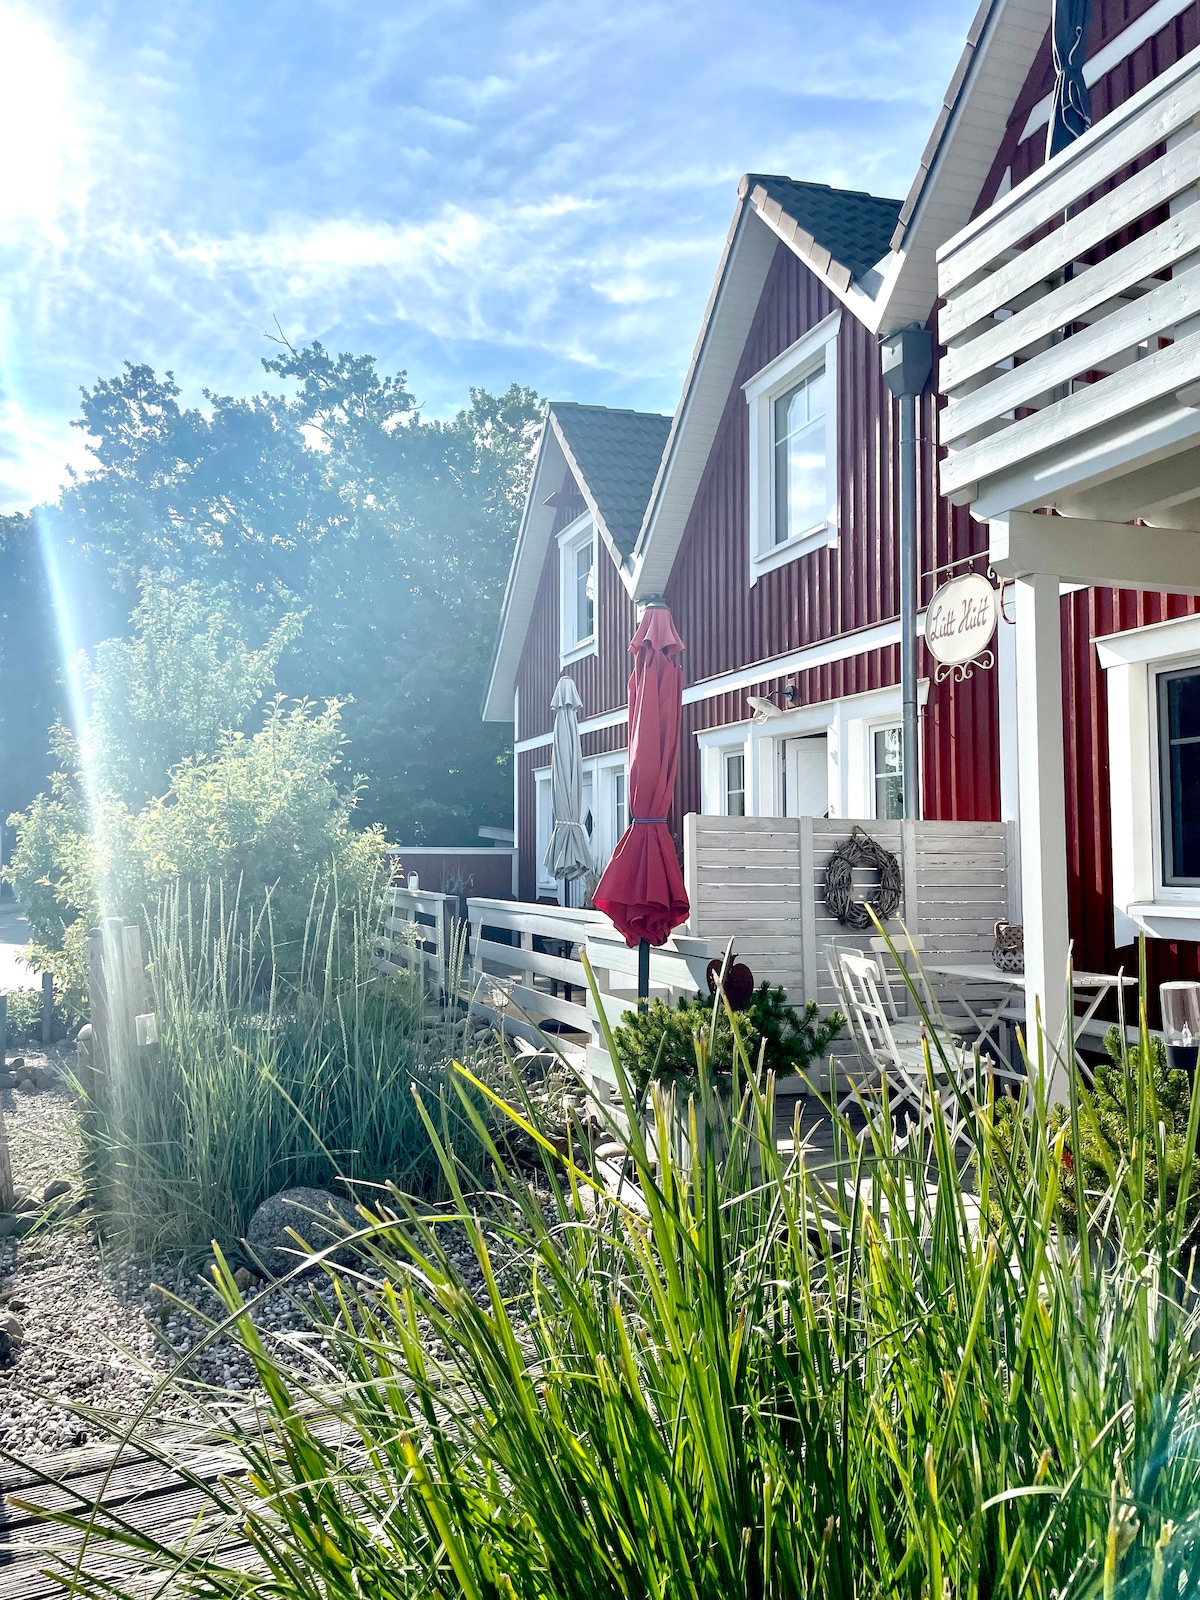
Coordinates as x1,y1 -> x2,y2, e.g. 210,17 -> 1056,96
244,1187 -> 363,1278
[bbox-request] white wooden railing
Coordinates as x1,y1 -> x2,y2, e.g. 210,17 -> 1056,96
465,898 -> 606,1047
375,886 -> 459,995
937,45 -> 1200,516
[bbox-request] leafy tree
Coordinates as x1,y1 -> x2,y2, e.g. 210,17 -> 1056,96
0,514 -> 65,833
6,578 -> 382,1009
50,347 -> 541,841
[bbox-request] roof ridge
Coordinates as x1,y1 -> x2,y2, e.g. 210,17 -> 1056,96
550,400 -> 672,420
740,172 -> 905,208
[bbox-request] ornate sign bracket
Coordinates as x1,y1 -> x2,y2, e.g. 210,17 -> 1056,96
934,649 -> 996,684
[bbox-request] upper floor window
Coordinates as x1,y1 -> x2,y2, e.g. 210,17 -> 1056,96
745,309 -> 840,585
558,513 -> 597,664
773,366 -> 826,546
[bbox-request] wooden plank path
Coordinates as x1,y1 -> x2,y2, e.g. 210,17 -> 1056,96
0,1429 -> 256,1599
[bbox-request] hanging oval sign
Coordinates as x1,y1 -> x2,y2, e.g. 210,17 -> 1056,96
924,571 -> 998,667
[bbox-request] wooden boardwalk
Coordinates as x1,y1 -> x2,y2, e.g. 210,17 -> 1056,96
0,1430 -> 255,1600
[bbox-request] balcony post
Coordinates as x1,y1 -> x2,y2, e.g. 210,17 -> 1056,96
1012,569 -> 1071,1102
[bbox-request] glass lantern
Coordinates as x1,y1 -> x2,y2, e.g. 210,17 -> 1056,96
1161,981 -> 1200,1073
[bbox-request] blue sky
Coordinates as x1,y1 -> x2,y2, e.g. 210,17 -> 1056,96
0,0 -> 980,511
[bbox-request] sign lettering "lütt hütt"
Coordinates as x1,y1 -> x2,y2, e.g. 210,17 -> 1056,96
924,571 -> 998,675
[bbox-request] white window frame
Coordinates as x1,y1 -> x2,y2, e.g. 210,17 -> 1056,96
697,723 -> 754,817
868,720 -> 906,822
744,310 -> 840,585
1098,614 -> 1200,943
591,751 -> 629,870
533,766 -> 557,895
558,512 -> 598,666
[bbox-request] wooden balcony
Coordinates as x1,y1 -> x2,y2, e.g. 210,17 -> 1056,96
937,45 -> 1200,525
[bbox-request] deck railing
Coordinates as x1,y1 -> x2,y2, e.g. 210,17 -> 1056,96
937,44 -> 1200,517
465,898 -> 607,1046
374,885 -> 460,996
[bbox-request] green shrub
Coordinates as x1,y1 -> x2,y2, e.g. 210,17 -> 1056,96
37,967 -> 1200,1598
1,987 -> 42,1046
612,980 -> 843,1089
5,575 -> 384,1004
990,990 -> 1200,1239
76,884 -> 490,1258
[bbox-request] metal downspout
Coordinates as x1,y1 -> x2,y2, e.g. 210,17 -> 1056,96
881,326 -> 933,822
899,392 -> 919,822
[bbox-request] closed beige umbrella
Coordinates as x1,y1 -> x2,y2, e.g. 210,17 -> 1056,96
544,677 -> 591,887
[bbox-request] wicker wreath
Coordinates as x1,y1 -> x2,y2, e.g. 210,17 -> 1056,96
824,825 -> 903,930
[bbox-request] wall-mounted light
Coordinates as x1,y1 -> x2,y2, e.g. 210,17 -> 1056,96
747,694 -> 784,723
1161,981 -> 1200,1072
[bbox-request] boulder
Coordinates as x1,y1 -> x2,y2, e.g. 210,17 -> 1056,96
11,1192 -> 39,1216
16,1078 -> 36,1095
0,1315 -> 23,1347
5,1058 -> 23,1074
244,1187 -> 362,1279
42,1178 -> 72,1204
232,1266 -> 257,1293
0,1216 -> 35,1240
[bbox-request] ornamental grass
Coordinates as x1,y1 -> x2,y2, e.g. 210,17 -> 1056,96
21,948 -> 1200,1598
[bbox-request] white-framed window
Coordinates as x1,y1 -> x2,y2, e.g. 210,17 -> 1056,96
533,766 -> 557,894
558,513 -> 597,664
1159,666 -> 1200,886
744,310 -> 840,584
870,723 -> 905,820
724,749 -> 747,816
1097,615 -> 1200,943
698,724 -> 754,817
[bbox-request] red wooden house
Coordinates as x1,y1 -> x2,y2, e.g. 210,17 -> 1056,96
486,0 -> 1200,1070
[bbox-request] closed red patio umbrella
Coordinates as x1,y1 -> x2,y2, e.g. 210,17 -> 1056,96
593,601 -> 690,997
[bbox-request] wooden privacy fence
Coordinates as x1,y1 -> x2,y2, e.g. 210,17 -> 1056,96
685,813 -> 1017,1006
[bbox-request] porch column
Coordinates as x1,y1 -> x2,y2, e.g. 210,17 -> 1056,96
1013,572 -> 1071,1101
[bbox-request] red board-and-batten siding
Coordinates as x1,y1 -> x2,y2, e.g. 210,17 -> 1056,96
964,0 -> 1200,988
666,242 -> 999,827
513,239 -> 998,900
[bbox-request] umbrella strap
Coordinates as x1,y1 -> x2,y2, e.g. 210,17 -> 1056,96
632,817 -> 669,824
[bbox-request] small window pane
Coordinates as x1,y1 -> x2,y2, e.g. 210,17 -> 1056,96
725,751 -> 746,817
612,769 -> 627,840
874,726 -> 904,820
1161,670 -> 1200,883
575,538 -> 594,642
773,366 -> 826,546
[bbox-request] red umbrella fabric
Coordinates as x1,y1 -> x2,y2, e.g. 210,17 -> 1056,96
593,603 -> 690,947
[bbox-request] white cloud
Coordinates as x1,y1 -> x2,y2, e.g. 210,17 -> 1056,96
0,0 -> 984,511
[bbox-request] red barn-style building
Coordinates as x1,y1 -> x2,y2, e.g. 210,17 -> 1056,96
485,0 -> 1200,1069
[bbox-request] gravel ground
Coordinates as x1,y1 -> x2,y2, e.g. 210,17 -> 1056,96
0,1050 -> 512,1460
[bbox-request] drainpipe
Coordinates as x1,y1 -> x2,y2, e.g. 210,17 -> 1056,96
881,325 -> 933,821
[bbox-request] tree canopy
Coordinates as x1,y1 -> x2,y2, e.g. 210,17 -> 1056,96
22,343 -> 540,843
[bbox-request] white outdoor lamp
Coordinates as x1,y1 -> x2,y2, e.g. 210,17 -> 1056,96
1160,981 -> 1200,1073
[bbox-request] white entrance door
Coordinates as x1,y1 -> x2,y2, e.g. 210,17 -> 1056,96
780,735 -> 828,818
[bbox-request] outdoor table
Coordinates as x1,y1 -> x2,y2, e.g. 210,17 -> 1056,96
922,960 -> 1138,1073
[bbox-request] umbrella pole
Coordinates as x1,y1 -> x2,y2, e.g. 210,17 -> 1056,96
638,938 -> 650,1010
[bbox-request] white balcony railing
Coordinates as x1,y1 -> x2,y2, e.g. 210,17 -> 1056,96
938,44 -> 1200,519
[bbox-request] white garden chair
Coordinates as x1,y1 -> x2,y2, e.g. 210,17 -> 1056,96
835,948 -> 976,1146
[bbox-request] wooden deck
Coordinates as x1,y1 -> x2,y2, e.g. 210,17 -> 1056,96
0,1428 -> 257,1599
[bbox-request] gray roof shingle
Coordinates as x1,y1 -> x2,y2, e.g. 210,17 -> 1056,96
551,403 -> 672,558
745,175 -> 903,283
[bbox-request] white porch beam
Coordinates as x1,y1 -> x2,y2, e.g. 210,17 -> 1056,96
1059,447 -> 1200,525
992,509 -> 1200,593
1013,571 -> 1072,1102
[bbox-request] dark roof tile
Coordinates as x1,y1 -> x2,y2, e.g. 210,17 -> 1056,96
551,403 -> 671,558
745,175 -> 903,281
